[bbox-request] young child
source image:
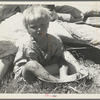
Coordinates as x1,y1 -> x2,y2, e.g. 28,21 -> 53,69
0,5 -> 87,83
13,5 -> 88,83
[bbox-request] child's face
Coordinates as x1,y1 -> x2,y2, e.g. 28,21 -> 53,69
27,18 -> 49,38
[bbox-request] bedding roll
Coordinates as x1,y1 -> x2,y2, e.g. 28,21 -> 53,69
59,21 -> 100,49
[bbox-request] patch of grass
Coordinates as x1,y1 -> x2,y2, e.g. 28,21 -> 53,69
0,48 -> 100,94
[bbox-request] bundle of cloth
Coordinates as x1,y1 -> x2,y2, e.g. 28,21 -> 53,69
48,5 -> 100,49
0,12 -> 30,58
48,20 -> 100,49
59,21 -> 100,49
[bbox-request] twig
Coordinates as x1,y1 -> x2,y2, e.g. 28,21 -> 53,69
50,87 -> 58,93
19,85 -> 27,93
68,85 -> 82,93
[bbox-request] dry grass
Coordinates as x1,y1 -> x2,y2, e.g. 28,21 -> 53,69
0,47 -> 100,94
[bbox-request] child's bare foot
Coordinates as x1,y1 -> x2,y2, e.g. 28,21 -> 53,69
61,71 -> 88,82
38,76 -> 62,83
61,74 -> 77,82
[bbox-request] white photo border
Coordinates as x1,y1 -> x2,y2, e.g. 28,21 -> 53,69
0,0 -> 100,99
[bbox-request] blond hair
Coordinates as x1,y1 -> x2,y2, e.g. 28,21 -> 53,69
23,5 -> 51,28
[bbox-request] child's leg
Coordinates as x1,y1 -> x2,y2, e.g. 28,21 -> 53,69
43,63 -> 76,81
44,63 -> 59,76
22,60 -> 61,83
43,58 -> 78,82
43,57 -> 79,82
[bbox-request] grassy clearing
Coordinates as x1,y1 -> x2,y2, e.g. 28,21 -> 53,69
0,47 -> 100,94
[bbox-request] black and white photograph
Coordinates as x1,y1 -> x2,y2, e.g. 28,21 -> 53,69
0,1 -> 100,99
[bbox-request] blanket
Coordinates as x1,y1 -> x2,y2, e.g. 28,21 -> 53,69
0,13 -> 29,58
59,20 -> 100,49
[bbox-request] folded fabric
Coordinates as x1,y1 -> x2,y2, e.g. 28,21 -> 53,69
85,17 -> 100,27
0,12 -> 29,58
84,9 -> 100,21
59,21 -> 100,49
48,21 -> 83,44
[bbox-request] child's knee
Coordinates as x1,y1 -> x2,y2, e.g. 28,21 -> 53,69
23,60 -> 39,72
22,60 -> 38,83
